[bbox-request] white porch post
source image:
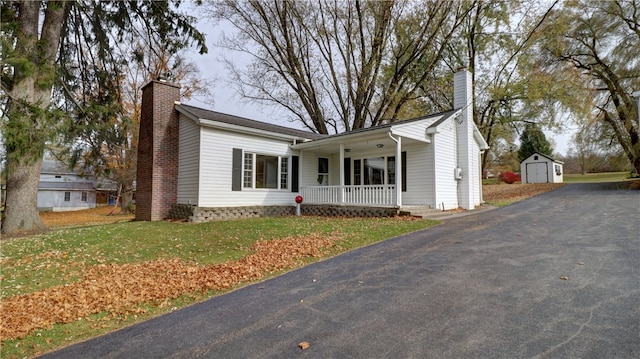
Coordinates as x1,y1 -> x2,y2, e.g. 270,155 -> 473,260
395,136 -> 402,207
339,143 -> 345,205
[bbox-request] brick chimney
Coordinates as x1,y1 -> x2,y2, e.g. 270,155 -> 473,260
135,80 -> 180,221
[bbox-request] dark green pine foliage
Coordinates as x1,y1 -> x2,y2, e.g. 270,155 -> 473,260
518,123 -> 553,161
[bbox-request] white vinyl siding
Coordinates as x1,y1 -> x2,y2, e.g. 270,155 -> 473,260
392,117 -> 441,143
197,126 -> 298,207
402,143 -> 433,206
37,190 -> 96,212
433,121 -> 459,210
177,116 -> 201,205
469,143 -> 483,206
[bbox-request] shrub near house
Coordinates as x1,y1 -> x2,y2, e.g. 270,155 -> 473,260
499,171 -> 521,184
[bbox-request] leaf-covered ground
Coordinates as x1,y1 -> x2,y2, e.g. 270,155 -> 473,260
39,207 -> 134,229
0,233 -> 339,341
482,183 -> 564,204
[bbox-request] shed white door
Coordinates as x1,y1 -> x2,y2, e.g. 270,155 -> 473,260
527,162 -> 548,183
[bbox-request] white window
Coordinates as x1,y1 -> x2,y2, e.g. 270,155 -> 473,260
81,192 -> 87,202
243,153 -> 288,189
243,153 -> 253,188
280,158 -> 288,189
364,157 -> 385,185
64,192 -> 71,201
317,157 -> 329,185
350,154 -> 405,191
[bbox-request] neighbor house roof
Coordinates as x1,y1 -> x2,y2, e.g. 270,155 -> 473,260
175,104 -> 326,141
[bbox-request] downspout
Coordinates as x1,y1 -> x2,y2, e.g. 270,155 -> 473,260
339,143 -> 345,205
388,132 -> 402,207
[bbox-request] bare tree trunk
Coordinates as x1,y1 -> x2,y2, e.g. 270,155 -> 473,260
120,180 -> 134,215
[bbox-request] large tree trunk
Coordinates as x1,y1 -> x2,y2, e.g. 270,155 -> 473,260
1,1 -> 67,236
2,158 -> 47,235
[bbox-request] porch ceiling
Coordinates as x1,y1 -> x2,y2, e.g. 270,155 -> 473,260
291,130 -> 425,155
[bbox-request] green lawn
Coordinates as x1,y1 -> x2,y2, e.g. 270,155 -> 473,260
563,171 -> 633,183
0,216 -> 437,358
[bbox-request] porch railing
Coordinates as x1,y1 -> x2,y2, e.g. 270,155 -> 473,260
301,185 -> 397,207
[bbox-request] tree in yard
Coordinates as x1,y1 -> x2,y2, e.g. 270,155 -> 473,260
538,0 -> 640,174
517,123 -> 553,161
207,0 -> 472,134
0,1 -> 206,235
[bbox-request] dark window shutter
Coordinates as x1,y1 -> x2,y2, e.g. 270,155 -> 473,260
402,151 -> 407,192
232,148 -> 242,191
344,157 -> 351,185
291,156 -> 299,192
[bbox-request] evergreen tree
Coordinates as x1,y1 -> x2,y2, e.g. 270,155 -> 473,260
0,1 -> 206,235
517,123 -> 553,161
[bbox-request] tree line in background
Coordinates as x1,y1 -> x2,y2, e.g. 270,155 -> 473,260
1,0 -> 639,235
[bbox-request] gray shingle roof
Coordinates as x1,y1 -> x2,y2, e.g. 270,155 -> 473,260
176,104 -> 326,140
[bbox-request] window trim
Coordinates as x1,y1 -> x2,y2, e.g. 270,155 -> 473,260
242,152 -> 289,190
317,157 -> 329,186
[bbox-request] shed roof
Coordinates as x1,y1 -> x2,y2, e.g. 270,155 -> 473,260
520,152 -> 564,164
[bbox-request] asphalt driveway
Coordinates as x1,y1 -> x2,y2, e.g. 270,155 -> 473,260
40,182 -> 640,358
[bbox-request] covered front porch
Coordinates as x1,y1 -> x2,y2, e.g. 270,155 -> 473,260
292,125 -> 412,208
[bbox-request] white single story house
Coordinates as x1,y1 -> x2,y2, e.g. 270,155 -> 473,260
38,156 -> 97,211
520,152 -> 564,184
135,70 -> 489,222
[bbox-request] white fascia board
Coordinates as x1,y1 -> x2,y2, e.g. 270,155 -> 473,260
390,128 -> 431,143
474,126 -> 489,150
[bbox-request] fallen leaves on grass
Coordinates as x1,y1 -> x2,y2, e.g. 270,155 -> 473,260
0,233 -> 339,341
40,207 -> 134,229
483,183 -> 563,203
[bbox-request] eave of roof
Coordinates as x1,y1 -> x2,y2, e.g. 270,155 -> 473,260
175,104 -> 325,141
292,110 -> 459,150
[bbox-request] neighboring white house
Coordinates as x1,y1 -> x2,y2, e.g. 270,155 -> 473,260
135,69 -> 489,222
38,155 -> 97,211
520,152 -> 564,184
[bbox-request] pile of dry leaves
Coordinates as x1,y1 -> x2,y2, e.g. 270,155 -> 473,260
0,233 -> 340,341
483,183 -> 564,202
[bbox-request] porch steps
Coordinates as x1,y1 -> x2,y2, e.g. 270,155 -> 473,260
399,206 -> 446,219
